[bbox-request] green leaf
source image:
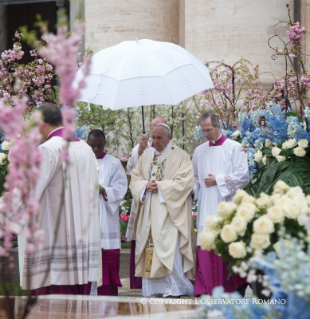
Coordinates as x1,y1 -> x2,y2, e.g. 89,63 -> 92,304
286,112 -> 302,122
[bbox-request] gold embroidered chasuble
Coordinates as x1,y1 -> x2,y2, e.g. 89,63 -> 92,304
130,145 -> 196,280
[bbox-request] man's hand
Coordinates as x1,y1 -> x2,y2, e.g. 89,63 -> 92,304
138,136 -> 148,156
146,180 -> 158,193
99,186 -> 106,195
204,174 -> 217,187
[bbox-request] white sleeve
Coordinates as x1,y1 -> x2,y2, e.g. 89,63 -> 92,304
139,184 -> 151,203
215,145 -> 249,198
104,161 -> 128,214
127,144 -> 140,174
192,149 -> 200,201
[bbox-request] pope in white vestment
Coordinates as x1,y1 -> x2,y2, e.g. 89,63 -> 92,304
3,104 -> 102,294
130,123 -> 196,297
192,112 -> 249,296
87,129 -> 128,296
126,117 -> 166,290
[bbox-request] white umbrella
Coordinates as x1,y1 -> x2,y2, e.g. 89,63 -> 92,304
74,39 -> 214,132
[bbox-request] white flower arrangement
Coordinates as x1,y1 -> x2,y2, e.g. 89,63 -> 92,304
198,180 -> 310,274
253,137 -> 309,170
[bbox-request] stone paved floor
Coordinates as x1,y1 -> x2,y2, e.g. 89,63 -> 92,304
118,248 -> 253,299
119,248 -> 142,297
1,247 -> 252,299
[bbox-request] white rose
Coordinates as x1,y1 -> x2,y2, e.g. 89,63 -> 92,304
276,155 -> 286,162
228,241 -> 247,259
241,194 -> 256,204
270,193 -> 281,204
294,146 -> 306,157
256,193 -> 272,209
273,180 -> 290,194
231,216 -> 247,236
282,141 -> 289,150
0,153 -> 7,165
297,215 -> 310,229
218,202 -> 237,219
254,150 -> 263,163
277,196 -> 300,219
265,139 -> 272,148
236,203 -> 257,222
298,139 -> 309,149
1,141 -> 11,151
262,156 -> 267,165
233,189 -> 248,205
286,186 -> 303,198
271,146 -> 281,157
220,225 -> 238,243
250,233 -> 270,250
253,215 -> 275,234
232,130 -> 240,138
295,196 -> 309,214
199,230 -> 217,251
205,215 -> 223,230
266,206 -> 284,223
286,138 -> 298,149
273,240 -> 292,257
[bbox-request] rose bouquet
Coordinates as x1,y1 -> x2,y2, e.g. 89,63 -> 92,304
246,136 -> 310,197
198,180 -> 309,274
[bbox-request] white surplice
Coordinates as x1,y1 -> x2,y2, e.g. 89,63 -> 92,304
97,154 -> 128,249
126,139 -> 153,241
192,138 -> 249,245
9,136 -> 102,290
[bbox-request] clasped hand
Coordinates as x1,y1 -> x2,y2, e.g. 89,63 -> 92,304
204,174 -> 216,187
146,180 -> 158,193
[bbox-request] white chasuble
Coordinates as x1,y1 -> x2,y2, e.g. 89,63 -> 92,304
97,154 -> 128,249
192,138 -> 249,245
3,136 -> 102,290
130,144 -> 196,296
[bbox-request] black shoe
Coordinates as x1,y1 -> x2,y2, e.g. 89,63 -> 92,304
236,283 -> 248,298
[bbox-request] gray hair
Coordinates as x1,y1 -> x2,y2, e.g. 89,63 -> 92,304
200,112 -> 220,127
153,123 -> 171,136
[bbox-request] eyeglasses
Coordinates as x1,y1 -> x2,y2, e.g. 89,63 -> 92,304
201,128 -> 214,133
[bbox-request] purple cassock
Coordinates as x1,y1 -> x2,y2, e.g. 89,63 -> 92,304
195,134 -> 246,296
98,249 -> 122,296
130,240 -> 142,289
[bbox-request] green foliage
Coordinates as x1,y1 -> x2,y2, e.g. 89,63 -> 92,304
246,158 -> 310,197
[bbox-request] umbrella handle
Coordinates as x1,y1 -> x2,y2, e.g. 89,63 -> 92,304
142,105 -> 146,134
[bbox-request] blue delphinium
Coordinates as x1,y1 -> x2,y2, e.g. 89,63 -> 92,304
194,125 -> 204,140
73,125 -> 88,139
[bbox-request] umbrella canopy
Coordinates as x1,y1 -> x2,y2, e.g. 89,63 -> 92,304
74,39 -> 214,110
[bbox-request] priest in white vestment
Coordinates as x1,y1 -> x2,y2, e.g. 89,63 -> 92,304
192,112 -> 249,297
87,129 -> 128,296
126,117 -> 166,289
4,103 -> 102,294
130,123 -> 196,297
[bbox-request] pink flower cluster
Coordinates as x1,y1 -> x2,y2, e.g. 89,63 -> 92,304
287,22 -> 305,40
120,213 -> 129,222
39,22 -> 91,107
119,156 -> 128,162
0,97 -> 43,256
192,213 -> 197,219
0,32 -> 54,109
